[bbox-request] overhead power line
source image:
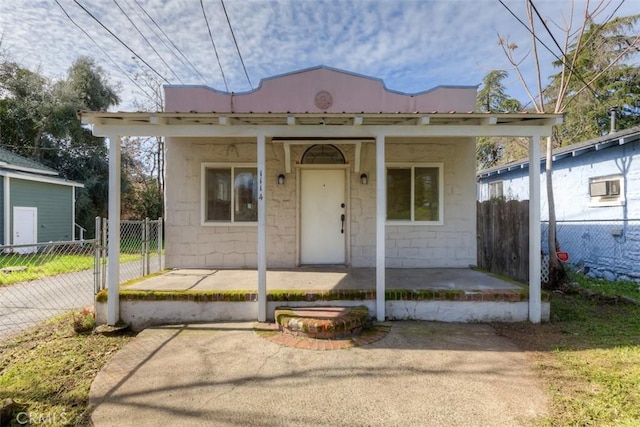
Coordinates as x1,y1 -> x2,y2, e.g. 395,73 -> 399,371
129,0 -> 209,85
200,0 -> 229,92
54,0 -> 156,101
72,0 -> 169,84
527,0 -> 627,111
505,0 -> 628,112
112,0 -> 184,84
220,0 -> 252,89
498,0 -> 618,111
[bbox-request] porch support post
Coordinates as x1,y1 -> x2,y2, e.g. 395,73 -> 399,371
375,133 -> 386,322
528,134 -> 542,323
257,133 -> 267,322
107,135 -> 121,326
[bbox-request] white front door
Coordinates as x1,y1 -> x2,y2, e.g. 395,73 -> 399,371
13,207 -> 37,254
300,169 -> 346,264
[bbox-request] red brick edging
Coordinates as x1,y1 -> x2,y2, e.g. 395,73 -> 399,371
275,305 -> 369,339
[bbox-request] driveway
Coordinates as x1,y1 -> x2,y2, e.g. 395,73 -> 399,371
90,321 -> 548,426
0,257 -> 162,340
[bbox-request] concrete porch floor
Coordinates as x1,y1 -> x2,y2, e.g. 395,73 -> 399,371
126,267 -> 523,292
98,268 -> 547,329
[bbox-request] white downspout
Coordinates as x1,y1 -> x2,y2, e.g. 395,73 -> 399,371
375,133 -> 386,322
107,135 -> 121,326
528,134 -> 542,323
257,133 -> 267,322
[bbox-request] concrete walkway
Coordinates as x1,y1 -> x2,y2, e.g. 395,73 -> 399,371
90,321 -> 548,426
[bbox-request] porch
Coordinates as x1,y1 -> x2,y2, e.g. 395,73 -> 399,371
81,66 -> 562,326
95,268 -> 550,330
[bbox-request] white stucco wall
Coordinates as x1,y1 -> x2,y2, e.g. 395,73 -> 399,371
478,141 -> 640,221
165,137 -> 477,269
477,140 -> 640,281
95,299 -> 548,330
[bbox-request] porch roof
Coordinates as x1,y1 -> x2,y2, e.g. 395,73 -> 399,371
87,109 -> 559,326
79,111 -> 563,138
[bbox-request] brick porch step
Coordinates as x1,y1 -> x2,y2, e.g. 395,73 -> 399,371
274,305 -> 369,339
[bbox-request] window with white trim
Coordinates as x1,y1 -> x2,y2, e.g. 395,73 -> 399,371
589,174 -> 624,207
489,181 -> 504,199
386,164 -> 443,223
202,164 -> 258,223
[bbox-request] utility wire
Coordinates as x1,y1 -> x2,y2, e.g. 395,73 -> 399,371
132,0 -> 209,85
72,0 -> 169,84
527,0 -> 630,111
0,142 -> 104,152
128,0 -> 208,85
112,0 -> 183,84
574,0 -> 626,57
54,0 -> 156,102
200,0 -> 229,92
220,0 -> 252,89
499,0 -> 603,104
516,0 -> 628,111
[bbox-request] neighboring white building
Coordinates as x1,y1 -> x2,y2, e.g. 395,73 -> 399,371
478,126 -> 640,282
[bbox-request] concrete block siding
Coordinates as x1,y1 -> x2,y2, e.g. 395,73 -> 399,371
165,137 -> 477,269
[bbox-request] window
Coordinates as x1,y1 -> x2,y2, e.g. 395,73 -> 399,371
489,181 -> 504,199
301,144 -> 345,164
386,164 -> 443,223
589,175 -> 624,207
202,164 -> 258,224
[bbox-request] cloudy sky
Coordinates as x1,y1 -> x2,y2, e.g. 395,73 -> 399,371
0,0 -> 636,111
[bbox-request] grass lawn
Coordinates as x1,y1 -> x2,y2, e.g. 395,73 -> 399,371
494,274 -> 640,426
0,312 -> 134,426
0,253 -> 143,286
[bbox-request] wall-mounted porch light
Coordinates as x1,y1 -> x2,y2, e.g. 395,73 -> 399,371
277,174 -> 285,185
360,173 -> 368,185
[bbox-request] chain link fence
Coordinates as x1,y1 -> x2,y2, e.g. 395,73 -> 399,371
95,217 -> 163,292
542,219 -> 640,283
1,217 -> 163,340
0,240 -> 98,340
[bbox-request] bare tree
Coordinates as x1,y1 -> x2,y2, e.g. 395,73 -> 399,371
125,65 -> 166,218
498,0 -> 640,289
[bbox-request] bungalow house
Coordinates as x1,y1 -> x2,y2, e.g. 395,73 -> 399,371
477,126 -> 640,282
0,147 -> 84,251
80,66 -> 561,325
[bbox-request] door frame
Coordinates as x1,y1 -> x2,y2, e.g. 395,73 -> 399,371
296,164 -> 351,266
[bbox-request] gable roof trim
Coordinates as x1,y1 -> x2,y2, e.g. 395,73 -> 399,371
0,170 -> 84,188
164,65 -> 479,98
0,162 -> 59,176
478,126 -> 640,179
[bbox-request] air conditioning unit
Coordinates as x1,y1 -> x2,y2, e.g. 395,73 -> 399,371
589,180 -> 620,197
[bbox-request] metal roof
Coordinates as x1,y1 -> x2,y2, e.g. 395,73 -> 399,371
80,111 -> 563,142
81,110 -> 562,127
477,126 -> 640,179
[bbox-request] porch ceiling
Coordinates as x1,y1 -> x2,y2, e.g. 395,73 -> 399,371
80,111 -> 563,138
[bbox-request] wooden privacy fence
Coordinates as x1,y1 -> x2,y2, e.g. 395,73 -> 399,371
477,200 -> 529,282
